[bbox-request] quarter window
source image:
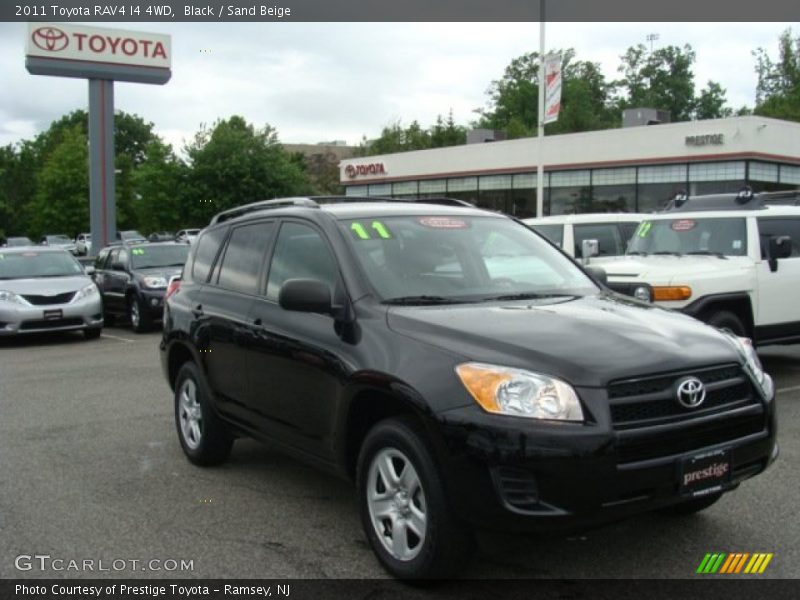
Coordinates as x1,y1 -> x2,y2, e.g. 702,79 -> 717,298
757,218 -> 800,258
216,222 -> 275,295
266,223 -> 338,301
191,227 -> 227,283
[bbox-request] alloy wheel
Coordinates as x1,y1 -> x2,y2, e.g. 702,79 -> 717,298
178,379 -> 203,450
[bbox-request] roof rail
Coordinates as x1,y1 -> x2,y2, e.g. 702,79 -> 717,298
759,190 -> 800,206
314,195 -> 475,208
210,197 -> 319,225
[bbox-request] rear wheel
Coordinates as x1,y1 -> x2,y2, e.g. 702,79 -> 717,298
705,310 -> 747,338
660,493 -> 722,516
129,294 -> 152,333
357,417 -> 473,579
174,362 -> 233,466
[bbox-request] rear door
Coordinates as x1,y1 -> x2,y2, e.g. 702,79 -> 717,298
246,220 -> 345,457
104,247 -> 131,314
755,216 -> 800,339
199,220 -> 276,419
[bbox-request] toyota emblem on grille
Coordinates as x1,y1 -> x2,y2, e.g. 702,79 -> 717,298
676,377 -> 706,408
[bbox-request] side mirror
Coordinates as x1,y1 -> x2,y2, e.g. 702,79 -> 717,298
279,279 -> 332,315
768,235 -> 792,272
586,265 -> 607,286
84,266 -> 96,276
581,239 -> 599,264
111,261 -> 125,271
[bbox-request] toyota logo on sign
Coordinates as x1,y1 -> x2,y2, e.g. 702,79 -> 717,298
676,377 -> 706,408
32,27 -> 69,52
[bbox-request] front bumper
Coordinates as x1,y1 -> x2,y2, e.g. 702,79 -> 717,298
433,384 -> 776,533
139,289 -> 167,318
0,295 -> 103,335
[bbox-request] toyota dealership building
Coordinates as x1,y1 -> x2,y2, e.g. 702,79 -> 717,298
339,116 -> 800,217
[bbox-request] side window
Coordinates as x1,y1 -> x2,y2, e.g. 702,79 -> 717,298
215,222 -> 275,295
117,249 -> 129,267
192,227 -> 227,283
531,224 -> 564,247
266,222 -> 338,301
758,218 -> 800,258
95,248 -> 110,269
618,222 -> 639,245
574,224 -> 623,257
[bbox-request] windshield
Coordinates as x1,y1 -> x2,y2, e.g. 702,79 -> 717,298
120,231 -> 145,240
48,235 -> 72,244
0,251 -> 83,279
340,215 -> 597,303
130,245 -> 190,269
7,238 -> 33,247
628,217 -> 748,257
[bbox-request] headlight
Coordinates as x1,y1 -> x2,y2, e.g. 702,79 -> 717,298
633,285 -> 652,302
142,276 -> 168,289
456,363 -> 584,421
0,290 -> 27,305
73,283 -> 99,301
726,335 -> 774,401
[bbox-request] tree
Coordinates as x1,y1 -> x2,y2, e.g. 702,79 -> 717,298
753,29 -> 800,122
132,140 -> 188,233
695,81 -> 733,120
29,125 -> 89,238
184,116 -> 310,224
476,49 -> 618,138
356,111 -> 467,157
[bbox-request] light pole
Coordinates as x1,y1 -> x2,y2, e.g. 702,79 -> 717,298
646,33 -> 660,53
535,0 -> 546,217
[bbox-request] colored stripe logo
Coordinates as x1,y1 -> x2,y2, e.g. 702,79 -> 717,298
697,553 -> 773,574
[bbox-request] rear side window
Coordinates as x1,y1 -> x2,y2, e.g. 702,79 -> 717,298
530,224 -> 564,247
95,247 -> 110,269
191,227 -> 227,283
758,217 -> 800,258
215,222 -> 275,295
266,222 -> 338,301
574,224 -> 624,257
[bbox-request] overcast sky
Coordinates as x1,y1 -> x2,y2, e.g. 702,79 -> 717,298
1,21 -> 797,151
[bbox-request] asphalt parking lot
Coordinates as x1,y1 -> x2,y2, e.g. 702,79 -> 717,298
1,327 -> 798,580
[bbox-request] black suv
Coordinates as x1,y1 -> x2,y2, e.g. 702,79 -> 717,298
160,197 -> 777,579
94,241 -> 189,332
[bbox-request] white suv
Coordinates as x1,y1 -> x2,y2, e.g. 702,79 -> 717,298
525,213 -> 645,262
606,194 -> 799,346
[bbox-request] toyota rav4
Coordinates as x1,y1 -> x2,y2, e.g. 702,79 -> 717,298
160,197 -> 778,579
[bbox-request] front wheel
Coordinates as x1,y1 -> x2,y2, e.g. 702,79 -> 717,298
705,310 -> 747,338
174,362 -> 233,466
129,294 -> 152,333
357,417 -> 473,579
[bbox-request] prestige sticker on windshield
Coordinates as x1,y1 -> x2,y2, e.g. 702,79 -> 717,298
671,219 -> 697,232
417,217 -> 469,229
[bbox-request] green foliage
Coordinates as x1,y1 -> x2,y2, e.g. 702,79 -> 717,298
753,29 -> 800,121
357,111 -> 466,156
184,116 -> 310,224
29,125 -> 89,238
132,140 -> 188,233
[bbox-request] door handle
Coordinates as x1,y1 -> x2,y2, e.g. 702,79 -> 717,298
191,304 -> 204,317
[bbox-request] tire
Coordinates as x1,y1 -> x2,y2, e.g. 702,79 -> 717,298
705,310 -> 747,338
128,294 -> 152,333
356,417 -> 473,579
660,493 -> 722,516
84,327 -> 102,340
174,361 -> 233,466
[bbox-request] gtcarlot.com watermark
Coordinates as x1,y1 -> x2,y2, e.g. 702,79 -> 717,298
15,554 -> 194,573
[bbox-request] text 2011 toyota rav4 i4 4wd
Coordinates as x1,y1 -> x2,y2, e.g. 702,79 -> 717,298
606,191 -> 800,346
160,197 -> 777,579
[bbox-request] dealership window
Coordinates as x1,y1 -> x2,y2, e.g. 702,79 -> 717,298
592,167 -> 636,186
591,184 -> 636,212
550,170 -> 590,188
638,164 -> 686,184
419,179 -> 446,194
392,181 -> 418,196
368,183 -> 391,196
688,161 -> 746,196
510,190 -> 538,218
346,185 -> 367,197
638,182 -> 685,213
747,161 -> 793,192
478,189 -> 510,212
447,176 -> 478,192
479,174 -> 512,191
548,171 -> 590,214
512,173 -> 538,189
780,165 -> 800,186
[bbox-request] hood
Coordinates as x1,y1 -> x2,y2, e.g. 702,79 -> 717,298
604,255 -> 751,283
0,275 -> 92,295
386,294 -> 741,387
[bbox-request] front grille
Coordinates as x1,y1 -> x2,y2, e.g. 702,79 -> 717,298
609,364 -> 766,464
609,364 -> 756,429
492,466 -> 540,512
22,292 -> 76,305
20,317 -> 83,330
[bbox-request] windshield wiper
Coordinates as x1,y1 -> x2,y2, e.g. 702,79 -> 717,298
686,251 -> 728,259
478,292 -> 572,302
626,251 -> 648,256
383,295 -> 464,305
653,251 -> 683,256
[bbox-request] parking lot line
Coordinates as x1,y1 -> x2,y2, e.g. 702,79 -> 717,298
776,384 -> 800,395
101,333 -> 136,343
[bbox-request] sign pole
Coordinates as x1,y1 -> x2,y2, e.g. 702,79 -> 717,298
88,79 -> 116,254
536,0 -> 546,218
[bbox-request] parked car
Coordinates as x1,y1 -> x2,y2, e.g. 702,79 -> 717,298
175,228 -> 201,244
93,242 -> 190,332
40,234 -> 78,255
0,247 -> 102,338
606,190 -> 800,345
524,212 -> 645,261
160,196 -> 777,579
3,236 -> 34,247
75,233 -> 92,256
116,230 -> 147,243
148,231 -> 175,243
